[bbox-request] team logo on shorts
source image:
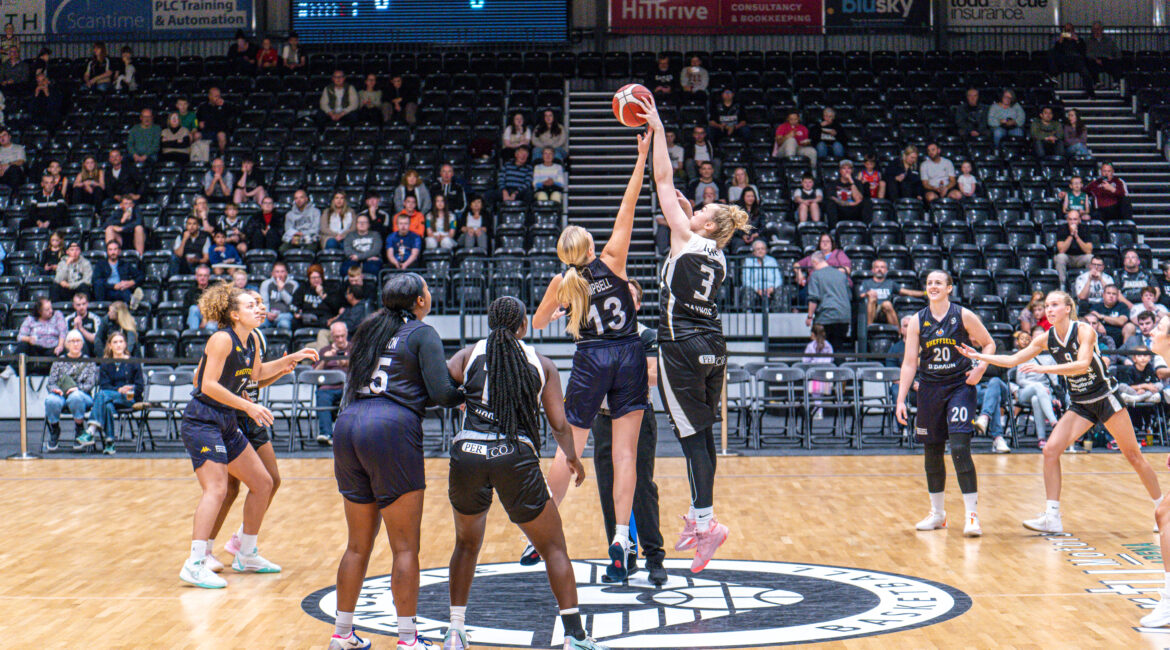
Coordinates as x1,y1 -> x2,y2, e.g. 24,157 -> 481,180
199,446 -> 210,453
301,560 -> 970,647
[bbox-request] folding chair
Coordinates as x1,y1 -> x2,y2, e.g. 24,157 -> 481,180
138,368 -> 193,450
753,366 -> 806,449
291,369 -> 346,451
804,366 -> 856,448
854,367 -> 904,448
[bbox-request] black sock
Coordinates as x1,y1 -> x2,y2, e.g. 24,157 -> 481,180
560,610 -> 586,640
950,433 -> 978,494
924,442 -> 946,494
680,427 -> 716,509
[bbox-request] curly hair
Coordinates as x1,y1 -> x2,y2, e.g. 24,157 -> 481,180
706,203 -> 752,248
198,282 -> 245,328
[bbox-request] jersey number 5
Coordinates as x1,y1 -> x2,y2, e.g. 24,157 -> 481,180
587,296 -> 627,335
369,358 -> 393,394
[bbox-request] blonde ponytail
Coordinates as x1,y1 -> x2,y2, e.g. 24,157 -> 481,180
556,225 -> 594,340
709,204 -> 752,248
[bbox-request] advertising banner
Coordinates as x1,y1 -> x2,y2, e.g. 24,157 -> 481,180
946,0 -> 1056,27
825,0 -> 931,27
27,0 -> 252,36
609,0 -> 823,33
0,0 -> 45,36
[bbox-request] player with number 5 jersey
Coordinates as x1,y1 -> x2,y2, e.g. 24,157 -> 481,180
534,130 -> 651,581
896,270 -> 996,538
633,95 -> 750,573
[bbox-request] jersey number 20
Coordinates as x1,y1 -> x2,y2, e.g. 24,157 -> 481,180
587,297 -> 627,335
931,347 -> 951,363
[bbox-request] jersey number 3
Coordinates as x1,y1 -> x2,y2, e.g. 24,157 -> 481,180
693,264 -> 716,301
587,297 -> 627,335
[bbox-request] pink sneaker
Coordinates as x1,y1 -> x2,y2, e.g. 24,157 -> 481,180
224,533 -> 241,555
690,522 -> 729,573
674,515 -> 697,551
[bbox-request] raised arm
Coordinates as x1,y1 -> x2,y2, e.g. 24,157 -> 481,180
957,332 -> 1045,368
631,96 -> 691,250
600,130 -> 651,276
1023,323 -> 1096,377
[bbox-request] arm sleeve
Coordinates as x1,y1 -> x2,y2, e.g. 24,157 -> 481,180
411,326 -> 464,408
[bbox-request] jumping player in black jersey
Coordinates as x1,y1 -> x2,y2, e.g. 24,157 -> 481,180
178,283 -> 318,589
958,290 -> 1163,534
327,273 -> 464,650
445,297 -> 606,650
535,130 -> 650,580
1139,316 -> 1170,628
633,96 -> 750,573
896,270 -> 995,537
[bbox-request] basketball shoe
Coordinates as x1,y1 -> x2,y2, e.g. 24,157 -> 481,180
674,515 -> 697,551
1023,510 -> 1062,533
180,557 -> 227,589
1141,591 -> 1170,628
963,512 -> 982,537
397,636 -> 435,648
329,632 -> 371,649
204,549 -> 224,572
232,549 -> 281,573
915,511 -> 946,531
691,522 -> 729,573
224,532 -> 241,555
442,628 -> 469,650
606,541 -> 629,581
565,636 -> 609,649
519,543 -> 541,566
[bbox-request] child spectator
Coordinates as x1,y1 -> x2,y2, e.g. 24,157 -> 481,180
792,174 -> 823,223
209,230 -> 243,274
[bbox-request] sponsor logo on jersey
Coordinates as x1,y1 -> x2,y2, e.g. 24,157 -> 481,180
199,446 -> 210,453
698,354 -> 727,366
214,445 -> 226,453
462,442 -> 488,456
302,560 -> 970,647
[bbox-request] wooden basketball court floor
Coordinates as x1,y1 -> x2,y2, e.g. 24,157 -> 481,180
4,453 -> 1170,649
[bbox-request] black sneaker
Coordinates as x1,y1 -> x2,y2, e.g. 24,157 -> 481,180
646,559 -> 667,586
602,551 -> 639,584
45,422 -> 60,451
519,543 -> 541,566
605,542 -> 628,582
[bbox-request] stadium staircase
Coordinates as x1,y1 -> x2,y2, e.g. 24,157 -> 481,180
567,91 -> 656,254
1057,89 -> 1170,254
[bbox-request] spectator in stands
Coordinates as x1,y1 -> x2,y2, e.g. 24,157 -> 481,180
1075,255 -> 1113,304
773,111 -> 816,164
1064,108 -> 1090,157
384,74 -> 417,125
532,110 -> 568,162
176,97 -> 197,131
394,194 -> 426,239
1085,22 -> 1123,88
956,160 -> 979,198
82,331 -> 143,452
218,202 -> 247,254
1159,262 -> 1170,310
27,173 -> 67,230
1116,249 -> 1157,308
191,195 -> 214,233
0,126 -> 24,190
425,194 -> 457,251
393,169 -> 432,215
282,189 -> 320,253
883,145 -> 922,201
1128,286 -> 1168,323
811,107 -> 847,160
499,147 -> 534,204
859,258 -> 924,325
110,45 -> 137,92
1087,283 -> 1129,343
359,190 -> 391,237
1124,310 -> 1163,352
988,90 -> 1025,146
248,196 -> 283,251
1030,106 -> 1064,159
231,158 -> 266,206
104,149 -> 140,206
695,186 -> 719,212
92,240 -> 140,305
533,146 -> 567,204
645,55 -> 678,103
795,233 -> 851,288
851,155 -> 882,201
197,87 -> 234,154
321,191 -> 355,250
806,251 -> 851,352
226,30 -> 256,73
1009,329 -> 1060,446
313,321 -> 349,444
460,196 -> 489,250
501,111 -> 532,162
159,113 -> 191,164
1,25 -> 17,53
737,188 -> 769,243
209,230 -> 243,273
689,161 -> 720,204
18,297 -> 66,358
184,265 -> 214,331
83,42 -> 113,92
665,130 -> 685,180
294,264 -> 337,329
70,156 -> 104,207
385,214 -> 422,271
710,89 -> 748,143
726,167 -> 757,204
792,173 -> 823,223
826,160 -> 864,226
972,338 -> 1014,453
741,239 -> 783,307
1060,175 -> 1093,215
1087,162 -> 1132,221
280,32 -> 305,71
1054,210 -> 1094,283
355,73 -> 383,124
1047,23 -> 1094,97
953,88 -> 989,140
255,37 -> 278,70
259,262 -> 297,330
54,241 -> 91,301
1116,348 -> 1162,437
103,196 -> 145,256
202,157 -> 233,204
342,215 -> 384,274
0,46 -> 27,93
29,70 -> 63,131
43,329 -> 97,450
430,164 -> 466,214
1082,313 -> 1119,366
126,108 -> 160,167
172,215 -> 210,275
333,284 -> 371,332
684,126 -> 719,180
1019,291 -> 1051,332
680,55 -> 709,98
920,142 -> 960,202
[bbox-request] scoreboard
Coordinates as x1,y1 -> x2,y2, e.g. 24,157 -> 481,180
291,0 -> 568,43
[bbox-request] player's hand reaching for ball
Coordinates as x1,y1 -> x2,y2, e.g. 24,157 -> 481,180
631,96 -> 662,132
636,130 -> 651,155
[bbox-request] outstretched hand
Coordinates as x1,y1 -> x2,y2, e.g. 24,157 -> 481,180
955,343 -> 980,360
631,95 -> 663,132
636,130 -> 651,155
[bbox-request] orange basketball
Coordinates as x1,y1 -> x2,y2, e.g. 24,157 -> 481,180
612,83 -> 653,127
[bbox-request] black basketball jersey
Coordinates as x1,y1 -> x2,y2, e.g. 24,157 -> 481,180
193,328 -> 256,405
569,257 -> 638,344
916,303 -> 973,383
659,234 -> 726,341
1047,321 -> 1114,402
461,338 -> 546,446
355,319 -> 435,417
242,329 -> 267,404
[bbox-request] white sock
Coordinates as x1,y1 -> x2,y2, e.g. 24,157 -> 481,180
1156,496 -> 1164,509
1046,500 -> 1061,515
614,524 -> 630,548
189,539 -> 207,562
335,611 -> 354,637
929,492 -> 945,514
235,524 -> 244,539
239,532 -> 258,556
398,616 -> 417,643
206,538 -> 215,554
962,492 -> 978,516
695,506 -> 714,532
450,605 -> 466,632
688,505 -> 696,520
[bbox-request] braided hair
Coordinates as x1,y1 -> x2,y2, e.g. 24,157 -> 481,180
486,296 -> 542,448
342,272 -> 426,408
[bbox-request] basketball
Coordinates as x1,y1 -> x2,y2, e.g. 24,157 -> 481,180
612,83 -> 653,127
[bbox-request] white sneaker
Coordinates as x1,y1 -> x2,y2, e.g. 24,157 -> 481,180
443,628 -> 470,650
992,437 -> 1011,453
1142,590 -> 1170,627
915,510 -> 946,531
204,551 -> 224,573
329,631 -> 372,649
973,414 -> 989,435
232,549 -> 282,573
1023,511 -> 1063,533
180,558 -> 227,588
963,512 -> 982,537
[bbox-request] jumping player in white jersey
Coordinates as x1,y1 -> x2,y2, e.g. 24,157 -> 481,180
958,290 -> 1163,534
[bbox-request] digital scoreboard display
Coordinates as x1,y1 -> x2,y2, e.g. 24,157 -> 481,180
291,0 -> 568,43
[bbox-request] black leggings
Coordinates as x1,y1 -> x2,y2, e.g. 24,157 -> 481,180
924,433 -> 977,494
678,426 -> 717,510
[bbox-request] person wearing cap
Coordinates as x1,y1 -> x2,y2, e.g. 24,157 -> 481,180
825,160 -> 864,227
53,241 -> 92,301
